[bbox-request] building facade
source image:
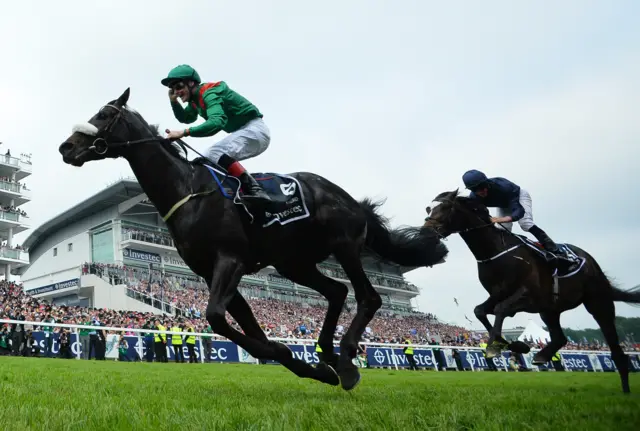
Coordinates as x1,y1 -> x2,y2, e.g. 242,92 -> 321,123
0,150 -> 31,280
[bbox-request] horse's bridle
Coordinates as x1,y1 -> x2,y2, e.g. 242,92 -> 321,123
426,197 -> 494,240
86,104 -> 173,156
426,197 -> 524,263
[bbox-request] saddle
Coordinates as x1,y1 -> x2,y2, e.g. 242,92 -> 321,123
190,157 -> 312,228
513,234 -> 584,277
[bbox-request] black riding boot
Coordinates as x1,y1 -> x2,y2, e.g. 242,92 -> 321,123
238,172 -> 272,203
528,225 -> 560,255
528,225 -> 577,270
217,154 -> 271,203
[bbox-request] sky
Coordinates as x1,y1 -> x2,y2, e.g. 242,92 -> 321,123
1,1 -> 639,330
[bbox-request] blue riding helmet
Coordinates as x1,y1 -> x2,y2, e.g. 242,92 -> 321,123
462,169 -> 488,190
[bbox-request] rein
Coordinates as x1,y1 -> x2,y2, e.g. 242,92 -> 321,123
82,104 -> 205,162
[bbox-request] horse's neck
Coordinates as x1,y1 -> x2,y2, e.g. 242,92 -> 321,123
124,142 -> 192,220
459,226 -> 509,262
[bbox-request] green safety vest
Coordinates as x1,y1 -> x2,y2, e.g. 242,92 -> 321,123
315,339 -> 322,353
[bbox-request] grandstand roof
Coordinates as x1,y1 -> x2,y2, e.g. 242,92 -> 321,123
22,178 -> 143,253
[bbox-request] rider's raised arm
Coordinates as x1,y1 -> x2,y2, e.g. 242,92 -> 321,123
508,195 -> 525,221
185,91 -> 228,138
170,100 -> 198,124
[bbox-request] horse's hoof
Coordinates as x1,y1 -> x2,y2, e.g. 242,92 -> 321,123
486,345 -> 501,359
508,340 -> 531,354
532,352 -> 548,365
338,365 -> 361,391
320,353 -> 340,370
315,362 -> 340,386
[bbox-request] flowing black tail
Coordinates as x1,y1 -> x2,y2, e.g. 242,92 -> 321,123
590,255 -> 640,308
359,198 -> 449,268
612,284 -> 640,308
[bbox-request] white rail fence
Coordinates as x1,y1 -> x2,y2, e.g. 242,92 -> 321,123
1,319 -> 638,373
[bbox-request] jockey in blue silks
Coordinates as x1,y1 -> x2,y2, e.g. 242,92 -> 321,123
463,169 -> 575,265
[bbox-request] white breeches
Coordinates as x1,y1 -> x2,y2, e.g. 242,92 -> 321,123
205,117 -> 271,163
496,189 -> 535,232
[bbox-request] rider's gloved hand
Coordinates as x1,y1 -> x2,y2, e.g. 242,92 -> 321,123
168,89 -> 179,103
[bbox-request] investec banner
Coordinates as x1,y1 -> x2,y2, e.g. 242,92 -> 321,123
122,248 -> 188,270
161,254 -> 189,269
29,278 -> 80,295
123,248 -> 161,264
21,332 -> 640,372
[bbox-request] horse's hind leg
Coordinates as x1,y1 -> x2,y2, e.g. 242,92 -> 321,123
206,252 -> 339,386
275,264 -> 348,369
583,297 -> 630,393
333,246 -> 382,391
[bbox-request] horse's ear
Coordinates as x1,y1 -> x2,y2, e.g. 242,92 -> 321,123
115,88 -> 131,107
448,188 -> 459,198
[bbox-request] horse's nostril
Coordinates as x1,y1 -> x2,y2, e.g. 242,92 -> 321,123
59,141 -> 73,154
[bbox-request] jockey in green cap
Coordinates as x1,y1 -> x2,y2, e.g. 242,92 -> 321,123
162,64 -> 271,203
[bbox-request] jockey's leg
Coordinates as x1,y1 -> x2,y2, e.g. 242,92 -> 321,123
518,189 -> 574,266
206,118 -> 272,203
218,154 -> 271,202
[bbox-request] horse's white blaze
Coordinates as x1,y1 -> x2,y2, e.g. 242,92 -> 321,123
426,200 -> 442,215
72,123 -> 98,136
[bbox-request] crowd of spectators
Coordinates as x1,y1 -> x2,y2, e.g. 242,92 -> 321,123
1,205 -> 27,217
77,264 -> 639,352
122,227 -> 173,247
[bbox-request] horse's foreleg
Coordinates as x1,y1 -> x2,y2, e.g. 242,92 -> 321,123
205,253 -> 338,386
532,311 -> 568,365
334,247 -> 382,391
225,291 -> 340,386
486,286 -> 530,358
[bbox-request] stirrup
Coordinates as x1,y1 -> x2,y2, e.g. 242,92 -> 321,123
243,188 -> 272,202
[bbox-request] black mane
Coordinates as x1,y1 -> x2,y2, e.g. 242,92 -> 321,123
119,102 -> 190,162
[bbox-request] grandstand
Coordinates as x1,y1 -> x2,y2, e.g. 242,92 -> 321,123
14,178 -> 470,342
0,149 -> 31,280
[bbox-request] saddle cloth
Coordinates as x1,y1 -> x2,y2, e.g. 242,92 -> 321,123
203,164 -> 311,227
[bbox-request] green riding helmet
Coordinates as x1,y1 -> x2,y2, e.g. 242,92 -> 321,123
161,64 -> 201,87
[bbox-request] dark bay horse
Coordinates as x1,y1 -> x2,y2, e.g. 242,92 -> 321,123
58,88 -> 449,390
424,189 -> 640,393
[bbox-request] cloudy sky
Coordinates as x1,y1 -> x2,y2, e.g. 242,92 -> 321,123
2,1 -> 638,330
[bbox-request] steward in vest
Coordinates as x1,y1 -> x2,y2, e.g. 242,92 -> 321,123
479,341 -> 497,371
552,352 -> 564,371
201,325 -> 214,363
171,322 -> 185,363
161,64 -> 271,204
154,319 -> 168,363
185,322 -> 197,363
403,338 -> 418,370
